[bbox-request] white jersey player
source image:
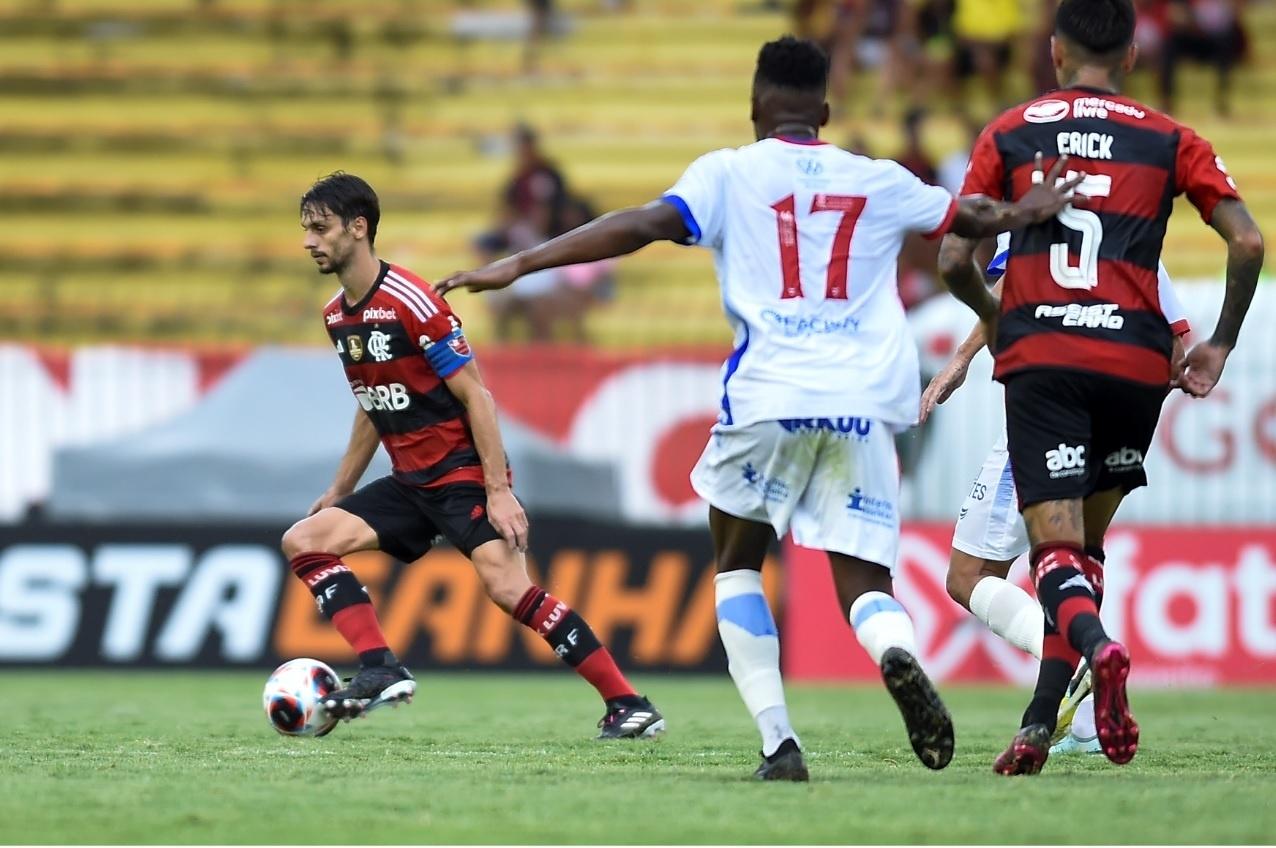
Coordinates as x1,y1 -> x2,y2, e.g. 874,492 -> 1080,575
920,232 -> 1192,754
438,36 -> 1083,780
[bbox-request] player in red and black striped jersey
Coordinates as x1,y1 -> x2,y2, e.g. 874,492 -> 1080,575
938,0 -> 1264,776
280,172 -> 664,738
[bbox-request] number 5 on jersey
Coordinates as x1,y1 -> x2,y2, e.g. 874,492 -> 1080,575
1050,172 -> 1111,290
771,193 -> 867,300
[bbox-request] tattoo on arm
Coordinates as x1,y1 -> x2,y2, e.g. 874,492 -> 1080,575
1208,199 -> 1265,348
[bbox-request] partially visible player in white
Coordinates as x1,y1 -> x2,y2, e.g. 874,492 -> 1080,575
438,37 -> 1081,780
920,232 -> 1192,755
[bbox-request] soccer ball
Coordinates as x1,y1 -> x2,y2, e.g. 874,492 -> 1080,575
262,658 -> 341,737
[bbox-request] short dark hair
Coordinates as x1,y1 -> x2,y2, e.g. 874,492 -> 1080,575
300,171 -> 380,247
1055,0 -> 1135,58
753,35 -> 828,94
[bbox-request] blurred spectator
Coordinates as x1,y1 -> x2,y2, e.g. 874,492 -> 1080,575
475,127 -> 609,343
896,107 -> 939,184
952,0 -> 1024,109
798,0 -> 912,109
525,0 -> 554,75
898,0 -> 959,106
1156,0 -> 1248,116
555,198 -> 617,343
936,112 -> 982,195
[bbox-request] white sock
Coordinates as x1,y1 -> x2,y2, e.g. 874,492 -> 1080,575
1071,695 -> 1097,740
715,569 -> 798,755
848,590 -> 918,665
968,575 -> 1044,659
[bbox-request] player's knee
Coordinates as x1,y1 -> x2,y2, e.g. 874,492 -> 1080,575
281,516 -> 339,559
470,544 -> 532,613
945,567 -> 972,608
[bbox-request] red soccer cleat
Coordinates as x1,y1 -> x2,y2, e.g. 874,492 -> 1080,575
1091,640 -> 1139,764
993,724 -> 1051,776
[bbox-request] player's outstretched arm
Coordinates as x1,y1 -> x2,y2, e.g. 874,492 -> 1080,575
436,201 -> 689,296
938,233 -> 999,336
919,277 -> 1004,424
949,153 -> 1084,240
1179,198 -> 1266,397
309,408 -> 381,515
445,360 -> 529,552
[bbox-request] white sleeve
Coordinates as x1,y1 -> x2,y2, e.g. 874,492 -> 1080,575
890,162 -> 958,239
1157,262 -> 1191,336
661,148 -> 733,249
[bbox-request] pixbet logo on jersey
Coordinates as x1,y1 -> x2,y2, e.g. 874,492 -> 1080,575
363,307 -> 397,322
351,381 -> 410,412
1045,443 -> 1086,478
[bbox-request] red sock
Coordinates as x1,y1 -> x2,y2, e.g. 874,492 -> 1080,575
289,552 -> 388,656
514,586 -> 637,702
331,605 -> 389,655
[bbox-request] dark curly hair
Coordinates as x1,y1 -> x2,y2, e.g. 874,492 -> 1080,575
753,35 -> 828,94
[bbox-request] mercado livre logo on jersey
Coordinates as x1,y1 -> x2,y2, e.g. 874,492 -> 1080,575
1024,99 -> 1070,123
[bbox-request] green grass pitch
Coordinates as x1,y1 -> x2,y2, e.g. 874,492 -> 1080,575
5,671 -> 1275,844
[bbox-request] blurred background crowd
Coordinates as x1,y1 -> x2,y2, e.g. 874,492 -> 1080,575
2,0 -> 1266,350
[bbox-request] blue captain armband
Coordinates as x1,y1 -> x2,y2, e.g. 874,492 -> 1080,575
424,328 -> 473,378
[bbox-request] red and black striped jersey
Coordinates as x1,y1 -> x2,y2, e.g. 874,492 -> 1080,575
323,261 -> 483,487
962,87 -> 1241,386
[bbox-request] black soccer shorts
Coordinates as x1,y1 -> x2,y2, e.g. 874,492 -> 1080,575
336,476 -> 504,562
1003,369 -> 1167,509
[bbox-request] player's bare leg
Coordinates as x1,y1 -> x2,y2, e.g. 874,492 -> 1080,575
831,553 -> 954,770
709,507 -> 807,781
469,540 -> 664,739
281,508 -> 415,721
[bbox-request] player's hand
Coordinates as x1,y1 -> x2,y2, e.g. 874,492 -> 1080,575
308,488 -> 347,517
435,259 -> 521,297
1017,152 -> 1087,223
919,357 -> 970,424
486,487 -> 529,552
1168,334 -> 1187,392
1178,340 -> 1230,398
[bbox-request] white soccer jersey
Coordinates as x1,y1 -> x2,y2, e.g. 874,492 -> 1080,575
664,137 -> 957,430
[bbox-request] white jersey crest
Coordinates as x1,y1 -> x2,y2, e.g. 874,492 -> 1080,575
664,137 -> 956,429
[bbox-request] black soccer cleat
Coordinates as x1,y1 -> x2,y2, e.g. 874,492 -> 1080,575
993,723 -> 1051,776
596,696 -> 665,739
753,738 -> 809,782
321,662 -> 416,721
880,647 -> 955,770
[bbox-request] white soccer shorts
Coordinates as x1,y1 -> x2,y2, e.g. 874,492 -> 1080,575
950,431 -> 1030,562
690,417 -> 901,571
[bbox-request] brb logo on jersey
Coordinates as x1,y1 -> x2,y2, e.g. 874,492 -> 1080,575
351,380 -> 410,412
1045,443 -> 1086,478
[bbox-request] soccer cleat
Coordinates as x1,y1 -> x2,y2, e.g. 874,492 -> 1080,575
880,647 -> 954,770
1052,658 -> 1093,745
1091,640 -> 1139,765
1049,729 -> 1102,756
321,663 -> 416,721
596,696 -> 665,739
993,723 -> 1051,775
753,738 -> 809,782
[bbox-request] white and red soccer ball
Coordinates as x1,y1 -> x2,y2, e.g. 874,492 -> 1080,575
262,658 -> 341,737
